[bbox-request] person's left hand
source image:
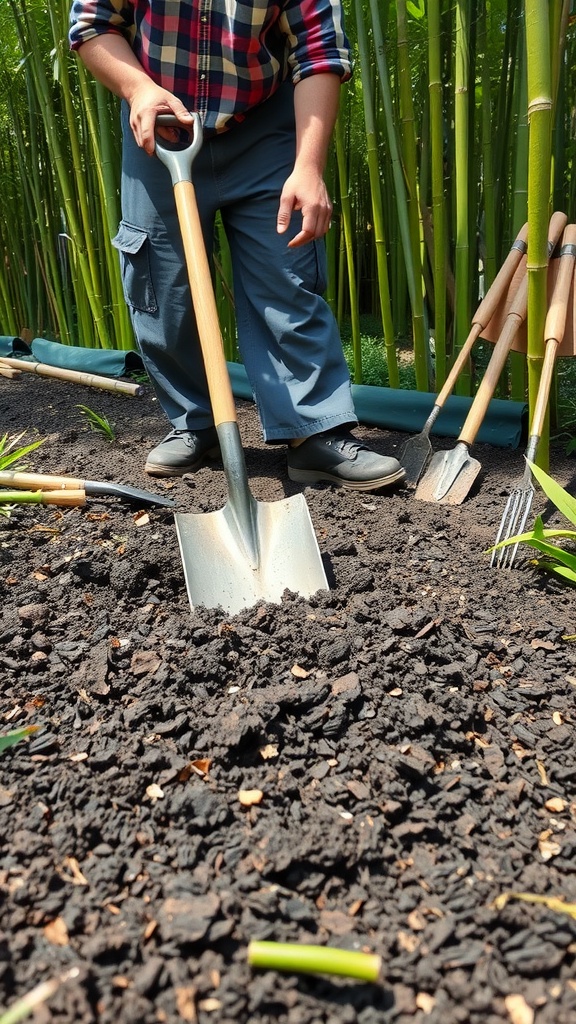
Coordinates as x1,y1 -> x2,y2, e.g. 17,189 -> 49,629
277,167 -> 333,248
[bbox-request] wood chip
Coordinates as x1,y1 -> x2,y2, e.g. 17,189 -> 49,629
43,917 -> 69,945
504,993 -> 534,1024
238,789 -> 263,806
290,664 -> 310,678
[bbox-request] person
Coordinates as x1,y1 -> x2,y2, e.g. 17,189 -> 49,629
68,1 -> 405,491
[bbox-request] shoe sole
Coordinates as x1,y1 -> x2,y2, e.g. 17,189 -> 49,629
287,466 -> 406,491
145,446 -> 221,478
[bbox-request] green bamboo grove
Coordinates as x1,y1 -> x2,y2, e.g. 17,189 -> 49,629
1,1 -> 576,434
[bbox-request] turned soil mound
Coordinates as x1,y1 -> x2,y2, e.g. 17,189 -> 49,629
1,373 -> 576,1024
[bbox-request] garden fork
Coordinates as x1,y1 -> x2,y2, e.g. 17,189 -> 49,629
491,224 -> 576,568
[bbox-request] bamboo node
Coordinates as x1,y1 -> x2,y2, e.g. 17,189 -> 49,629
528,98 -> 553,116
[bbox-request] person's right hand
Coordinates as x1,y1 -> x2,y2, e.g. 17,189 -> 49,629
128,81 -> 194,155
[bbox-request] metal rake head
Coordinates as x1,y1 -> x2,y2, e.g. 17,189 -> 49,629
490,479 -> 535,569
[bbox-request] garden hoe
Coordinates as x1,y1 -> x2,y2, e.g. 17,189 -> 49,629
401,223 -> 528,487
154,115 -> 329,615
415,211 -> 567,505
0,470 -> 175,508
491,222 -> 576,568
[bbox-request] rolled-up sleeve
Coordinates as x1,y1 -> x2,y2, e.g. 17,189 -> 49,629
69,1 -> 134,50
281,0 -> 352,83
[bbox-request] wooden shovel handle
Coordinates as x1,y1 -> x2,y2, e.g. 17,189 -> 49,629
530,224 -> 576,438
435,223 -> 529,408
174,181 -> 237,426
0,471 -> 83,491
458,210 -> 567,447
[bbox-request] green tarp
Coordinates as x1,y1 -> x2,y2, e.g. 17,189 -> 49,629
1,338 -> 526,448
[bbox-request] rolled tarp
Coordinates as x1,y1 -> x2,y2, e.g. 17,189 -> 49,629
227,362 -> 527,449
1,337 -> 526,448
30,338 -> 144,376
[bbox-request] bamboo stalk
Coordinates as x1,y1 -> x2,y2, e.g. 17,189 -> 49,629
427,0 -> 447,388
334,113 -> 362,383
525,0 -> 553,469
354,0 -> 399,388
453,0 -> 471,396
396,0 -> 429,392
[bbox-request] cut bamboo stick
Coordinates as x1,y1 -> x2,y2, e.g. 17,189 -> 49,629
0,489 -> 87,507
0,365 -> 22,379
0,357 -> 143,396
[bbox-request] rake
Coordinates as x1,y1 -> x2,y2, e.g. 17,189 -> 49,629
491,224 -> 576,568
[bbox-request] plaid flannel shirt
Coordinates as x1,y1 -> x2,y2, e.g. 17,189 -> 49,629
69,0 -> 351,134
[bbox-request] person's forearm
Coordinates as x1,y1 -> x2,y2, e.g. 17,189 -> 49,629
292,73 -> 341,173
75,34 -> 150,103
75,34 -> 194,154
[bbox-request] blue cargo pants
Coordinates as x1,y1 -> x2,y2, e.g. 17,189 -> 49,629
112,83 -> 357,443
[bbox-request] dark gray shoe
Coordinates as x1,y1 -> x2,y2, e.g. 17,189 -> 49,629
145,428 -> 220,477
287,431 -> 405,491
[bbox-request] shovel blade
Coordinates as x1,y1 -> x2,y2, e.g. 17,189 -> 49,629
175,492 -> 328,615
414,446 -> 481,504
401,432 -> 433,488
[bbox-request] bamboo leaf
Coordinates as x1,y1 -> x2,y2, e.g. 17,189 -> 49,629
533,561 -> 576,585
527,459 -> 576,525
406,0 -> 425,19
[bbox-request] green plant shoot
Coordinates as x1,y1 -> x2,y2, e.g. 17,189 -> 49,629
77,405 -> 116,441
0,432 -> 44,471
0,726 -> 39,753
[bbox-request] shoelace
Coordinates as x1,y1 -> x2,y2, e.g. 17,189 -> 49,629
325,434 -> 368,459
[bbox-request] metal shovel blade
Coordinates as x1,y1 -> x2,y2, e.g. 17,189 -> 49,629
414,442 -> 481,505
175,491 -> 328,615
401,430 -> 433,488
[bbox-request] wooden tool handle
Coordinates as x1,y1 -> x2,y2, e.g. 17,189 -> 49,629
459,211 -> 567,447
472,222 -> 528,329
0,489 -> 86,507
543,223 -> 576,345
0,363 -> 22,379
530,224 -> 576,438
434,225 -> 530,408
0,471 -> 83,491
174,181 -> 237,426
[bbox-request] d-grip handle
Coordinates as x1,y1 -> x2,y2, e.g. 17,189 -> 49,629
155,113 -> 203,184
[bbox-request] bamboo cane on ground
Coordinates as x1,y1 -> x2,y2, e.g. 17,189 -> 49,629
0,357 -> 143,396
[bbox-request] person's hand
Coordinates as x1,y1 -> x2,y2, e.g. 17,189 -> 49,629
277,167 -> 333,248
128,81 -> 194,155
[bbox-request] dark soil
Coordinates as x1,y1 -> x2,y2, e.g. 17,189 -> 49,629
1,373 -> 576,1024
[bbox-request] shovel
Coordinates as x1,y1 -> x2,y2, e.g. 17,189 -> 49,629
415,211 -> 567,505
491,223 -> 576,567
401,223 -> 528,487
0,470 -> 175,508
154,115 -> 329,615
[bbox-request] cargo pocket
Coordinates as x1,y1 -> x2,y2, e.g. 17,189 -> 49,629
111,221 -> 158,313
